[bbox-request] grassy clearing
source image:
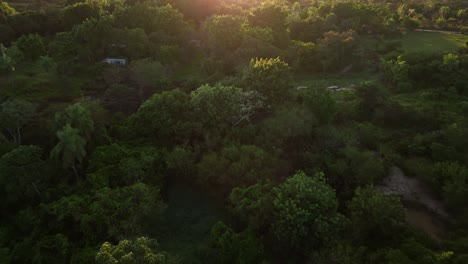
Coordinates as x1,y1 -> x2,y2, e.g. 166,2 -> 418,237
293,72 -> 377,89
399,31 -> 468,53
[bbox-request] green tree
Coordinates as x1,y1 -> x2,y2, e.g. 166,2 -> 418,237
241,57 -> 291,103
441,53 -> 459,72
96,237 -> 169,264
271,171 -> 344,251
203,15 -> 247,54
50,124 -> 86,180
317,30 -> 358,72
348,187 -> 405,243
258,104 -> 317,148
432,161 -> 468,209
0,43 -> 15,73
47,183 -> 165,242
302,87 -> 337,124
131,89 -> 192,145
0,1 -> 16,23
249,4 -> 289,48
197,145 -> 276,194
190,84 -> 264,144
113,3 -> 189,44
38,55 -> 56,73
287,40 -> 318,71
229,182 -> 274,230
15,34 -> 45,61
87,144 -> 165,188
54,103 -> 94,140
129,58 -> 168,102
355,82 -> 387,120
204,222 -> 267,264
0,146 -> 45,210
0,99 -> 36,146
62,2 -> 101,29
380,57 -> 411,91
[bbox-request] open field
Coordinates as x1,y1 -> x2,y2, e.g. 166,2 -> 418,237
399,31 -> 468,53
293,72 -> 377,89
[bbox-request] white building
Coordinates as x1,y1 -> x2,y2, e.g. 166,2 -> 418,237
102,58 -> 127,66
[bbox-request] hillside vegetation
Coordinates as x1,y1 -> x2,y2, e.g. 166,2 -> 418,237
1,0 -> 468,263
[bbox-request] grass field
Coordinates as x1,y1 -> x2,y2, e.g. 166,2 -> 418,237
400,31 -> 468,53
293,72 -> 376,89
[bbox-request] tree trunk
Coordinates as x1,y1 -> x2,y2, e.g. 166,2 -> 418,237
72,164 -> 80,182
17,127 -> 21,146
31,182 -> 41,198
6,128 -> 17,145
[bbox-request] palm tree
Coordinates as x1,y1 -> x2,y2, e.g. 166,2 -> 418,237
50,124 -> 86,180
54,103 -> 94,140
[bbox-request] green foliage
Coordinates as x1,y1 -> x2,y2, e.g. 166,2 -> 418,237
114,4 -> 189,44
0,145 -> 45,210
317,30 -> 358,72
131,89 -> 192,145
229,182 -> 273,230
63,2 -> 101,29
271,171 -> 344,250
129,59 -> 168,95
302,87 -> 337,124
15,34 -> 45,61
204,15 -> 247,53
165,146 -> 196,179
87,144 -> 165,188
0,43 -> 15,72
48,183 -> 165,241
96,237 -> 169,264
204,222 -> 267,264
54,102 -> 94,139
0,99 -> 36,145
197,145 -> 276,194
258,104 -> 316,147
50,124 -> 87,178
3,1 -> 468,262
348,187 -> 405,243
380,56 -> 411,91
432,161 -> 468,209
191,84 -> 264,144
288,40 -> 318,71
241,57 -> 291,103
0,1 -> 16,18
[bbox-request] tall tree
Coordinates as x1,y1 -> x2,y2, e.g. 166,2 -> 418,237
190,84 -> 265,137
271,171 -> 344,252
131,89 -> 192,145
50,124 -> 86,180
0,145 -> 45,211
54,103 -> 94,140
96,237 -> 169,264
0,99 -> 36,146
241,57 -> 291,104
348,187 -> 405,243
14,34 -> 46,61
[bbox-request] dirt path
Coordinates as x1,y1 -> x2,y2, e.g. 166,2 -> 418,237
377,166 -> 448,218
377,166 -> 448,240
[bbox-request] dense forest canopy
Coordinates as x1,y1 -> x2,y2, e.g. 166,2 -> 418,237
1,0 -> 468,263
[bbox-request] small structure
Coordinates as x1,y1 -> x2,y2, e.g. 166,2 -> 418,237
102,58 -> 127,66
